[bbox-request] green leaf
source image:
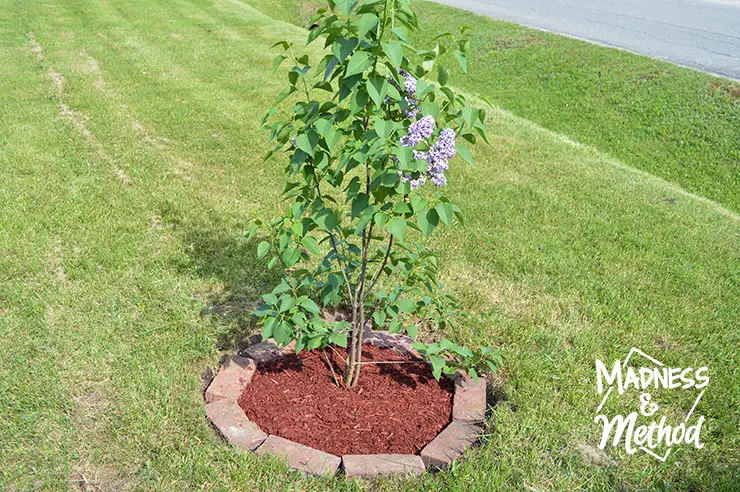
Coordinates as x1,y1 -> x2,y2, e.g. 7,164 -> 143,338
271,40 -> 291,50
301,236 -> 321,255
313,208 -> 337,231
462,107 -> 475,130
350,87 -> 369,114
406,324 -> 418,338
329,331 -> 348,347
435,202 -> 454,225
439,338 -> 456,351
272,54 -> 287,72
410,196 -> 427,214
397,299 -> 416,313
437,66 -> 449,86
346,51 -> 372,76
325,130 -> 341,150
374,212 -> 389,228
381,41 -> 403,69
380,170 -> 399,186
274,321 -> 293,345
299,298 -> 321,315
278,294 -> 295,313
282,247 -> 301,267
372,310 -> 386,327
454,50 -> 467,73
374,117 -> 392,139
429,355 -> 445,380
257,241 -> 270,258
262,317 -> 277,338
415,78 -> 434,98
333,37 -> 358,62
391,27 -> 409,43
456,143 -> 475,168
336,0 -> 358,17
417,208 -> 439,236
351,193 -> 369,218
295,132 -> 318,157
272,280 -> 292,294
366,74 -> 388,107
315,118 -> 333,140
386,216 -> 407,242
357,14 -> 378,39
275,85 -> 297,104
395,146 -> 413,170
393,202 -> 412,215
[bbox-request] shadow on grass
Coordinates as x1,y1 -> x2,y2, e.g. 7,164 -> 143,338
180,224 -> 279,352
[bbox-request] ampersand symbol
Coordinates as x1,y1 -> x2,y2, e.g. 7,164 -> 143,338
639,393 -> 659,416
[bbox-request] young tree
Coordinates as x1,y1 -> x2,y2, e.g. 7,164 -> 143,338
251,0 -> 500,387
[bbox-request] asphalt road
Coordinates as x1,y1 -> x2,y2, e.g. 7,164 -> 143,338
430,0 -> 740,79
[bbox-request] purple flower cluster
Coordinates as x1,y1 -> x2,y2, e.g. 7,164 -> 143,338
400,126 -> 457,189
385,69 -> 457,189
398,69 -> 419,119
399,69 -> 416,96
400,115 -> 435,148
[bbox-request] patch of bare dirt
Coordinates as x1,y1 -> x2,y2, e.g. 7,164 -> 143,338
654,335 -> 681,352
27,32 -> 43,61
575,443 -> 617,467
709,81 -> 740,99
48,68 -> 65,94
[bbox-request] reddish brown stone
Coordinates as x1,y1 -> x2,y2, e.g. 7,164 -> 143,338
205,400 -> 266,451
452,375 -> 487,422
420,421 -> 480,469
342,454 -> 425,478
255,435 -> 340,475
242,341 -> 294,365
205,355 -> 256,403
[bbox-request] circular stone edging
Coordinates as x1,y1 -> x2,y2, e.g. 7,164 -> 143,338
204,331 -> 487,478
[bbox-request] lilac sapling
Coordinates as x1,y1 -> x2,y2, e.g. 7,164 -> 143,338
251,0 -> 501,387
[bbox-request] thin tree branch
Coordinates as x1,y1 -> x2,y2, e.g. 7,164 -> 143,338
364,234 -> 393,299
321,348 -> 342,388
311,168 -> 355,305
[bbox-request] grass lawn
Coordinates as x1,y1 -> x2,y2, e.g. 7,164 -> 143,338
0,0 -> 738,490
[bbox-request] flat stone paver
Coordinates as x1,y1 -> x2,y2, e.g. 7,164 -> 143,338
242,341 -> 293,365
362,326 -> 419,357
452,375 -> 487,422
256,435 -> 341,475
205,400 -> 267,451
420,421 -> 480,469
342,454 -> 425,478
205,355 -> 256,403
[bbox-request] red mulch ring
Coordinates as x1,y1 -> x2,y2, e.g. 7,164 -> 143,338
238,344 -> 454,456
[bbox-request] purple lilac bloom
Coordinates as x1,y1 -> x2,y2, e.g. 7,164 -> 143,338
430,173 -> 447,187
401,173 -> 427,190
400,127 -> 457,188
399,69 -> 416,96
400,115 -> 434,148
398,69 -> 419,119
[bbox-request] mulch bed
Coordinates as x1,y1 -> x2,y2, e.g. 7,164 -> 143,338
238,344 -> 454,456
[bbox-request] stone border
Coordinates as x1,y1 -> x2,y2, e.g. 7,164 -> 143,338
204,334 -> 486,478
